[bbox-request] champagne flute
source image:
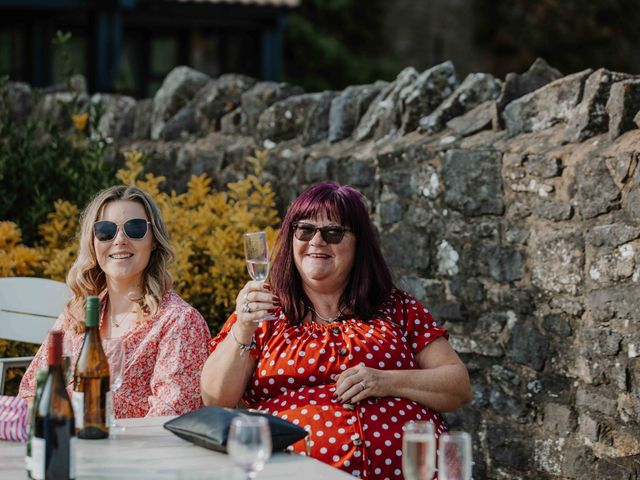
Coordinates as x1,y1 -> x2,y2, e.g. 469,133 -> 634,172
227,415 -> 272,480
102,337 -> 125,434
244,232 -> 269,282
243,232 -> 276,321
438,431 -> 472,480
402,421 -> 436,480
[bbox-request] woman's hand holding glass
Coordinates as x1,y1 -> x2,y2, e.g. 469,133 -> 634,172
235,282 -> 279,333
241,232 -> 278,323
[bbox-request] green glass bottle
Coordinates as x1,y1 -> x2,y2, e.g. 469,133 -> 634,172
33,330 -> 76,480
26,369 -> 48,478
72,296 -> 110,439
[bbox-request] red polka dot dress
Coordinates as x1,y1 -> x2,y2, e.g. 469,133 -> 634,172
210,289 -> 449,479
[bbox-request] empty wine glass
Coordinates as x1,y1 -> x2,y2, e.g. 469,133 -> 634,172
102,337 -> 125,434
402,421 -> 436,480
438,431 -> 472,480
227,415 -> 272,480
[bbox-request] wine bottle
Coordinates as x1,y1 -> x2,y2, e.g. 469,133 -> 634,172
32,330 -> 76,480
26,369 -> 48,478
72,295 -> 110,439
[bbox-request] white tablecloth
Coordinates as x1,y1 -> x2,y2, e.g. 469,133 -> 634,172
0,416 -> 353,479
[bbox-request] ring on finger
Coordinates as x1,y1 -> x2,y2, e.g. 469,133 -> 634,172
242,302 -> 252,313
359,381 -> 366,392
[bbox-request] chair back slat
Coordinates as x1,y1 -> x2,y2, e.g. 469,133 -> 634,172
0,277 -> 70,344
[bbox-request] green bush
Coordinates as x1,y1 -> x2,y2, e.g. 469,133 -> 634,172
0,78 -> 117,246
284,0 -> 401,91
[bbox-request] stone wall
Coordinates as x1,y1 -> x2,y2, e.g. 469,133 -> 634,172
6,59 -> 640,479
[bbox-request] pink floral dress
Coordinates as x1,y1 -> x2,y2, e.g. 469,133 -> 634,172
210,289 -> 449,479
19,290 -> 211,418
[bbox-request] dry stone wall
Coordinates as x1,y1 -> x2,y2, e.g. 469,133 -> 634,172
6,58 -> 640,479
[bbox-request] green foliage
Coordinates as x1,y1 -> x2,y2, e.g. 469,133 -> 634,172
0,151 -> 281,391
0,150 -> 280,334
117,150 -> 281,333
0,220 -> 42,394
284,0 -> 401,91
52,30 -> 75,84
0,81 -> 117,245
474,0 -> 640,77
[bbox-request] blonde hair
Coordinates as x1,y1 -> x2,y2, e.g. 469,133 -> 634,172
65,186 -> 175,333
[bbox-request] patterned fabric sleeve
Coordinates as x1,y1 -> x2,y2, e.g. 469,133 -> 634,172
209,313 -> 237,352
146,306 -> 211,416
393,290 -> 449,355
209,311 -> 275,361
18,314 -> 68,400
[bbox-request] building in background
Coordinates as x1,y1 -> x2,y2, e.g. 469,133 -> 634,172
382,0 -> 490,80
0,0 -> 299,97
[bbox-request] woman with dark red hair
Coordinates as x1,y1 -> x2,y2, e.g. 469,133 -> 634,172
201,182 -> 471,479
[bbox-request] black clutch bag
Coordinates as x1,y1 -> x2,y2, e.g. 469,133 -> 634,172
163,406 -> 308,453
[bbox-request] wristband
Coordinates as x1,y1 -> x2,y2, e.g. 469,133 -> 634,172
229,324 -> 256,357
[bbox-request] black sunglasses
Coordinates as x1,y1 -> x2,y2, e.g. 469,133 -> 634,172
292,222 -> 351,244
93,218 -> 151,242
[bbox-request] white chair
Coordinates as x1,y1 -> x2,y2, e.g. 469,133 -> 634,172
0,277 -> 71,394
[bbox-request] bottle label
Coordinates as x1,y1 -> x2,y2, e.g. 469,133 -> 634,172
70,437 -> 77,478
72,391 -> 84,429
106,391 -> 113,428
31,437 -> 45,480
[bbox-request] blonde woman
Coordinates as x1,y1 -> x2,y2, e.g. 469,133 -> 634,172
19,186 -> 211,418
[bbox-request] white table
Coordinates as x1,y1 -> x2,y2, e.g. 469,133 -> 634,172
0,416 -> 353,479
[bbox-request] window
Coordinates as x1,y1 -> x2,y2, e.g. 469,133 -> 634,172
0,27 -> 25,80
190,30 -> 221,78
148,36 -> 178,96
113,37 -> 141,96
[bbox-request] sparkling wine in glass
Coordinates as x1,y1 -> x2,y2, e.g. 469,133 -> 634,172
244,232 -> 269,282
243,231 -> 276,321
438,431 -> 472,480
227,415 -> 272,480
402,421 -> 436,480
102,337 -> 125,434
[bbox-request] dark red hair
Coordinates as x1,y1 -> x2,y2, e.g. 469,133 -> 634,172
270,182 -> 394,324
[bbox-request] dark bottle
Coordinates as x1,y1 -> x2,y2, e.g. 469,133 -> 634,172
72,296 -> 110,439
26,369 -> 49,478
32,330 -> 76,480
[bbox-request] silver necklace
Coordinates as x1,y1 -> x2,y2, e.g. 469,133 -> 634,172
111,309 -> 135,328
309,305 -> 343,323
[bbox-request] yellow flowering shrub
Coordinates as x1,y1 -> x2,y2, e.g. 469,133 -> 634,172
0,222 -> 42,390
1,149 -> 280,392
1,149 -> 280,334
38,200 -> 80,281
0,222 -> 43,277
124,150 -> 280,332
72,112 -> 89,132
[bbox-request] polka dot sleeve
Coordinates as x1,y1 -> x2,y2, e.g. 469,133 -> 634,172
391,290 -> 448,355
209,312 -> 275,361
209,313 -> 235,352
